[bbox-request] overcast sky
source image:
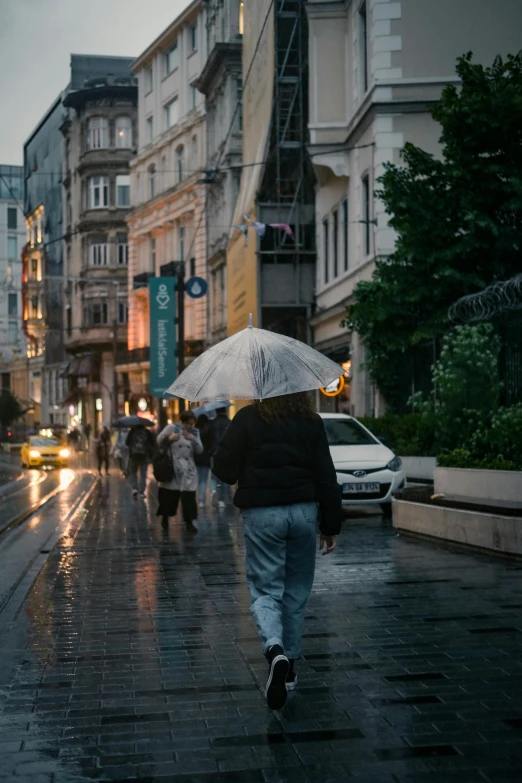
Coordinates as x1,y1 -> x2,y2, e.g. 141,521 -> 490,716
0,0 -> 190,165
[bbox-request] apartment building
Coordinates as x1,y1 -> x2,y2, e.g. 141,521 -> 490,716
306,0 -> 522,415
124,0 -> 207,417
0,166 -> 25,364
197,0 -> 243,345
62,55 -> 137,431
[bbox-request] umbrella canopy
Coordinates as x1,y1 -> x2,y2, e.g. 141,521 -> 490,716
166,319 -> 343,402
112,415 -> 155,429
193,400 -> 232,418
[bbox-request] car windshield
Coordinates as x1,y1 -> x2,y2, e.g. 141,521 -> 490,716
322,419 -> 377,446
30,437 -> 60,447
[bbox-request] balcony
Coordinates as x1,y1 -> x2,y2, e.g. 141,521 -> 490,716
78,147 -> 135,172
78,206 -> 130,232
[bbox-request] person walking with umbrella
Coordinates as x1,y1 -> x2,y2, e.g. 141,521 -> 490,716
165,315 -> 344,710
156,410 -> 203,532
96,425 -> 111,475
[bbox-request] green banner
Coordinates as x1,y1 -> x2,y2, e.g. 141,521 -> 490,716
149,277 -> 176,397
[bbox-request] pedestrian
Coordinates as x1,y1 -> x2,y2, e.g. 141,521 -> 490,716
212,392 -> 342,710
84,422 -> 92,449
96,426 -> 111,475
156,410 -> 203,533
126,423 -> 155,498
113,428 -> 129,476
194,414 -> 213,508
209,406 -> 231,509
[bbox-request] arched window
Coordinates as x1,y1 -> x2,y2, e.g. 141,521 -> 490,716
149,165 -> 156,199
115,116 -> 132,148
191,135 -> 198,169
87,117 -> 109,149
176,145 -> 185,183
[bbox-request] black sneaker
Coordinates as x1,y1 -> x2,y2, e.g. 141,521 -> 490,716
265,645 -> 290,710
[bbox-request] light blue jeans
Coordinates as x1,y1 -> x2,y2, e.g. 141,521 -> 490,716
129,457 -> 148,494
197,466 -> 210,503
242,502 -> 318,660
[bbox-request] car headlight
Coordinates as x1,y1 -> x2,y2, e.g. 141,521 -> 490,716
29,450 -> 41,458
386,456 -> 402,472
59,449 -> 69,458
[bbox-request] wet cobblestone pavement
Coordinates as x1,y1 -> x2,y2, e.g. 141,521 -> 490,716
0,474 -> 521,782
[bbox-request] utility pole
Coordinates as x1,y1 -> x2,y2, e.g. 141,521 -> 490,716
112,317 -> 118,422
160,260 -> 185,416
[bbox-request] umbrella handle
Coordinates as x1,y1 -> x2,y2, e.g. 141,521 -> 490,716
248,313 -> 253,328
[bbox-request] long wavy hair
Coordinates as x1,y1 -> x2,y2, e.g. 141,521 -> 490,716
255,392 -> 316,422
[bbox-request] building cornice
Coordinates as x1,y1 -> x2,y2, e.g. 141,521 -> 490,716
63,82 -> 137,110
196,41 -> 242,95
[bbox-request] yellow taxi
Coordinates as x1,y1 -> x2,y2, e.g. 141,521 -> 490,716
20,436 -> 70,468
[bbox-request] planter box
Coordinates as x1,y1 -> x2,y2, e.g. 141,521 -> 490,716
393,498 -> 522,557
400,456 -> 437,482
435,467 -> 522,504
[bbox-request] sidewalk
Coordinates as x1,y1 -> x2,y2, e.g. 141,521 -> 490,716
0,473 -> 521,782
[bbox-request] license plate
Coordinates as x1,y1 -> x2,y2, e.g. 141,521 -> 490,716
343,482 -> 379,493
45,455 -> 57,460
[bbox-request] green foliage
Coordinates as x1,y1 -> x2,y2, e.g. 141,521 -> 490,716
414,324 -> 501,449
437,448 -> 519,471
468,404 -> 522,467
0,389 -> 22,427
358,413 -> 439,457
345,51 -> 522,407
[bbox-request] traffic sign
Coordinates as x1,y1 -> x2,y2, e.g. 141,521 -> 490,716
185,276 -> 208,298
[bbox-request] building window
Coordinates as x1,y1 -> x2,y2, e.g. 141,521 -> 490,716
90,241 -> 109,266
342,198 -> 349,271
359,1 -> 368,94
31,258 -> 39,278
189,22 -> 198,52
146,116 -> 154,143
7,236 -> 17,260
116,174 -> 131,207
239,1 -> 244,35
191,135 -> 198,168
236,79 -> 243,131
323,218 -> 329,284
88,176 -> 109,209
190,84 -> 198,110
148,165 -> 156,199
164,97 -> 179,130
8,322 -> 17,344
117,233 -> 128,265
87,117 -> 109,149
150,236 -> 156,270
30,294 -> 39,318
164,41 -> 179,74
118,300 -> 128,324
145,64 -> 153,93
176,145 -> 185,182
6,263 -> 13,286
7,207 -> 17,229
85,302 -> 108,326
115,116 -> 132,148
66,193 -> 72,226
362,174 -> 371,255
332,209 -> 339,278
66,307 -> 72,335
8,293 -> 17,315
178,225 -> 185,261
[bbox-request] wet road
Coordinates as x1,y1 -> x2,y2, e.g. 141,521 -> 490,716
0,473 -> 521,782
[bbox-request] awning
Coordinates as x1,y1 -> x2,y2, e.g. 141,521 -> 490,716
67,354 -> 99,377
60,389 -> 81,407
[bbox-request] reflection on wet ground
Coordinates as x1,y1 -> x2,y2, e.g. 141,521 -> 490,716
0,474 -> 521,782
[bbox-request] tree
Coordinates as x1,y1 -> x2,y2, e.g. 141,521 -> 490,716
345,52 -> 522,409
0,389 -> 22,428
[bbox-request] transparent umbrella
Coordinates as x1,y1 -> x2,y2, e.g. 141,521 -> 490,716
166,316 -> 343,402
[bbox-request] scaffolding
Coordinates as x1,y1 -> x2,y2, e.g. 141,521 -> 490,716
257,0 -> 316,340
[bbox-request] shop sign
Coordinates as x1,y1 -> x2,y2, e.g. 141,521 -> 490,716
149,277 -> 176,398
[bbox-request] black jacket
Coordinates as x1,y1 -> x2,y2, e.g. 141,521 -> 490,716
212,405 -> 342,536
209,414 -> 230,455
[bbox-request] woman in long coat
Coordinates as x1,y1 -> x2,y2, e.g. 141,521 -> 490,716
157,409 -> 203,532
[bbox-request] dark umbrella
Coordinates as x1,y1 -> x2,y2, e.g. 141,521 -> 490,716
112,416 -> 155,428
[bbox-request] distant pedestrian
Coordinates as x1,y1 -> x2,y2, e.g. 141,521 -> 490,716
96,426 -> 111,475
126,423 -> 155,498
113,429 -> 129,476
156,411 -> 203,533
212,393 -> 342,710
209,407 -> 231,509
194,414 -> 213,508
84,422 -> 92,448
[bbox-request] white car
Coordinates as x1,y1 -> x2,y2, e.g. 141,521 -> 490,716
319,413 -> 406,516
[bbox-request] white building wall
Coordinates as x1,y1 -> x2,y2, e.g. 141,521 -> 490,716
0,196 -> 26,364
